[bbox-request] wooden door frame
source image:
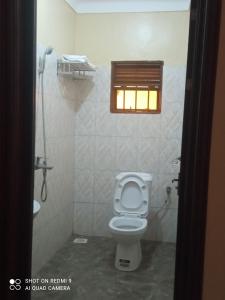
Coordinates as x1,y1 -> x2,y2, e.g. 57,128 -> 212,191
0,1 -> 36,299
0,0 -> 221,299
174,0 -> 221,299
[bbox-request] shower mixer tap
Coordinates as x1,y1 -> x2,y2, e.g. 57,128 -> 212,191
172,173 -> 180,196
34,156 -> 53,171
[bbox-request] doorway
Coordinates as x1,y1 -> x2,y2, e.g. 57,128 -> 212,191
0,3 -> 221,299
33,2 -> 189,299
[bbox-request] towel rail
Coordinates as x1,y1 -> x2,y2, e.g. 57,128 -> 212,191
57,59 -> 96,79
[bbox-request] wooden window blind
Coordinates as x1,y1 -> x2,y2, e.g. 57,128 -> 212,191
110,61 -> 164,114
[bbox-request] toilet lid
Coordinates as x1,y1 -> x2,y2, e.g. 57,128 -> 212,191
114,175 -> 149,216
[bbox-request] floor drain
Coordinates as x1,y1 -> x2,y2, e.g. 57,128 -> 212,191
73,238 -> 88,244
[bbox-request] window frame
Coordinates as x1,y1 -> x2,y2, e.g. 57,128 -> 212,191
110,60 -> 163,114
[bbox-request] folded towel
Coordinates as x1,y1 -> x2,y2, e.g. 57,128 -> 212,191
62,55 -> 88,63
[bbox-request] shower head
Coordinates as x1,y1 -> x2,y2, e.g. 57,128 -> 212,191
44,47 -> 53,55
38,46 -> 54,75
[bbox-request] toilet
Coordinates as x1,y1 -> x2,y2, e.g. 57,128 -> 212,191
109,172 -> 152,271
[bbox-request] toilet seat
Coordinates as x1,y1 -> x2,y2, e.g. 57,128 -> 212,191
109,216 -> 147,236
114,173 -> 149,217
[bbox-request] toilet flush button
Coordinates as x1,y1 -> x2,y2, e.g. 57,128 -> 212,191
142,185 -> 146,189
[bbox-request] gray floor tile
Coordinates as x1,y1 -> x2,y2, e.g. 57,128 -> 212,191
32,236 -> 175,300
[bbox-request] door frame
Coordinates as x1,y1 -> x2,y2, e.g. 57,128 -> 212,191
0,0 -> 221,299
174,0 -> 221,299
0,1 -> 36,299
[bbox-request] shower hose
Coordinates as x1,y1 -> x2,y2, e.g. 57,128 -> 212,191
38,68 -> 48,202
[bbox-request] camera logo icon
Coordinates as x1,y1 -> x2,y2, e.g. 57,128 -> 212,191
9,279 -> 21,290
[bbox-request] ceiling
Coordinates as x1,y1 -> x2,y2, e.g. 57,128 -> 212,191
65,0 -> 191,14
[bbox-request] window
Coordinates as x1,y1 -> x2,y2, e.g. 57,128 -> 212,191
110,61 -> 163,114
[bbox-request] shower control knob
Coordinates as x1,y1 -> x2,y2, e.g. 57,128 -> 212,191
172,173 -> 180,196
172,178 -> 179,183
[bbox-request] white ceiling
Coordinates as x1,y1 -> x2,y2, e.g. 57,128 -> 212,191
65,0 -> 191,14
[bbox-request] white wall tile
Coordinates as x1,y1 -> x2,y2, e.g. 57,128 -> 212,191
95,102 -> 117,136
72,64 -> 185,243
47,137 -> 75,176
95,136 -> 116,170
162,66 -> 186,103
144,208 -> 178,242
93,171 -> 116,204
73,202 -> 94,236
149,173 -> 178,209
116,114 -> 138,137
159,138 -> 181,174
137,114 -> 161,138
74,79 -> 96,103
93,203 -> 112,237
33,45 -> 75,274
74,169 -> 94,203
75,101 -> 96,136
116,137 -> 138,171
55,203 -> 74,243
93,66 -> 111,102
75,136 -> 95,170
157,174 -> 179,209
149,174 -> 161,208
137,138 -> 160,173
161,101 -> 184,139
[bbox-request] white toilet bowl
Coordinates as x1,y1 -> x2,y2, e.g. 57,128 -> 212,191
109,216 -> 147,271
108,172 -> 152,272
109,216 -> 147,239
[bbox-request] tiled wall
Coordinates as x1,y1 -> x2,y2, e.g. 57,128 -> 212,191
73,65 -> 186,243
32,44 -> 75,274
33,49 -> 186,274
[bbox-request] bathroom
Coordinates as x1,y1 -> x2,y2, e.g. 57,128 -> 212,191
32,0 -> 190,299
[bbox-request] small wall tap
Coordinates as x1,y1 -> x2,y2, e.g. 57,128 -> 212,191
34,156 -> 53,171
172,173 -> 180,196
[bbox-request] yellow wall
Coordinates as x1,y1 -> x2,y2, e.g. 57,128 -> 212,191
37,0 -> 76,53
74,12 -> 189,65
37,3 -> 189,65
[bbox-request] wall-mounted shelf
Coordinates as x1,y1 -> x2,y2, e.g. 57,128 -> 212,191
57,59 -> 96,80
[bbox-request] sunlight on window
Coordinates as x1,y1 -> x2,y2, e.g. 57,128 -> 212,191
125,90 -> 136,109
149,91 -> 158,110
111,61 -> 163,113
137,91 -> 148,109
116,90 -> 124,109
116,89 -> 159,112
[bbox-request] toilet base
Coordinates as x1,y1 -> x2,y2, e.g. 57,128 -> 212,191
115,241 -> 142,271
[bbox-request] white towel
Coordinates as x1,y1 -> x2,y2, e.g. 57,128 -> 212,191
62,55 -> 88,63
